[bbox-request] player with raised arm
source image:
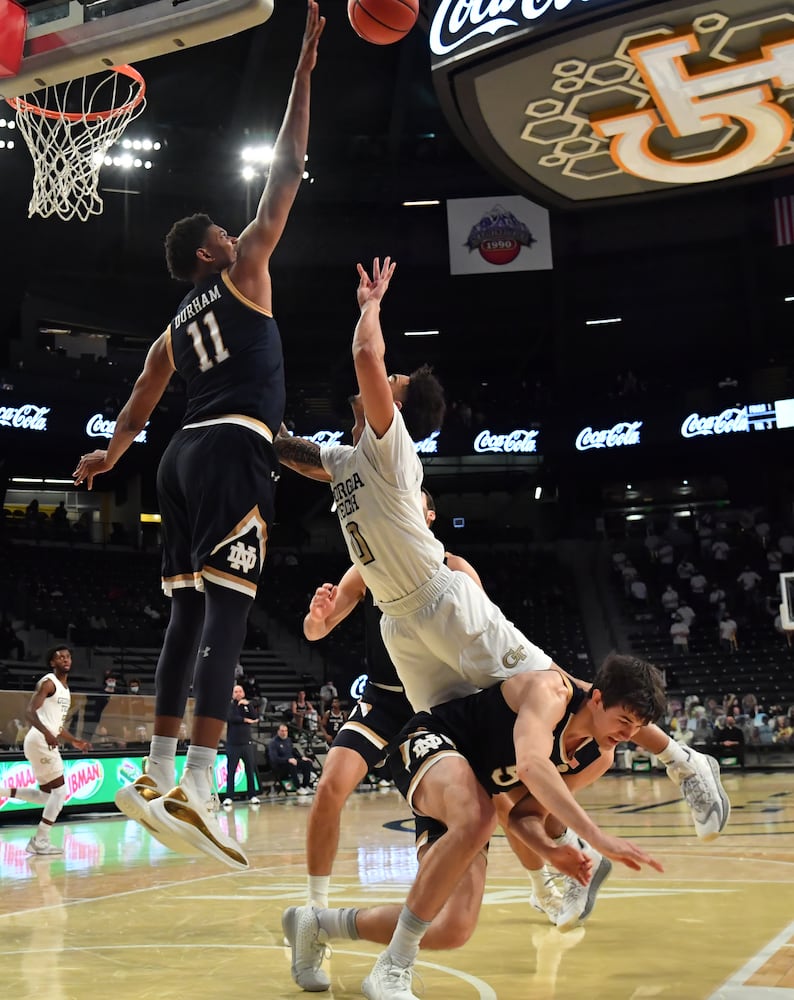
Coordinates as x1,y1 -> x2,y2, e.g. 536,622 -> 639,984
72,1 -> 325,869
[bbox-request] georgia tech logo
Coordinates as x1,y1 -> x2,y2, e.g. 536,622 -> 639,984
592,30 -> 794,184
502,645 -> 528,669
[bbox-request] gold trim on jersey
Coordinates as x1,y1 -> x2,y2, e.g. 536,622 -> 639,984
221,269 -> 274,316
161,572 -> 202,597
406,751 -> 462,814
339,720 -> 389,750
202,567 -> 258,597
164,325 -> 175,370
182,414 -> 274,443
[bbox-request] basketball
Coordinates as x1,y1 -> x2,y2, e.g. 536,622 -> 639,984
347,0 -> 419,46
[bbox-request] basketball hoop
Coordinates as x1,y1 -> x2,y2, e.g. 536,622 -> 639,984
7,64 -> 146,222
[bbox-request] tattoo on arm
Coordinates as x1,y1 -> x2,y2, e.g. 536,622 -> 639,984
274,435 -> 324,468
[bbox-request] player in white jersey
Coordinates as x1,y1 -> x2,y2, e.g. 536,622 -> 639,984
273,254 -> 728,850
0,646 -> 91,855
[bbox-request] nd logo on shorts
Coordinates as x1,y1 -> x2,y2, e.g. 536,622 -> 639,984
409,731 -> 455,763
206,519 -> 266,597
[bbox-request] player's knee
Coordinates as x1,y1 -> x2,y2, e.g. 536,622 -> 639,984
423,910 -> 477,950
313,773 -> 353,811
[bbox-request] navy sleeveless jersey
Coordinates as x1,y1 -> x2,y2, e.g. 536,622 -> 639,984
363,589 -> 403,689
428,681 -> 601,795
168,269 -> 285,434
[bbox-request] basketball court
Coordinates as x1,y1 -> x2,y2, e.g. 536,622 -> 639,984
1,770 -> 792,1000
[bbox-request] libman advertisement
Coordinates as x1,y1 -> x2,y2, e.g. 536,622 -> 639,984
0,753 -> 249,815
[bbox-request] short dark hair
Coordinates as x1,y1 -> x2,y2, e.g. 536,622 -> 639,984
164,212 -> 213,281
45,645 -> 71,667
402,364 -> 446,442
591,653 -> 667,725
421,487 -> 436,513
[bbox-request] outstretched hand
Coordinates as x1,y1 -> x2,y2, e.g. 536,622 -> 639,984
594,833 -> 664,873
73,450 -> 112,490
356,256 -> 397,310
296,0 -> 325,75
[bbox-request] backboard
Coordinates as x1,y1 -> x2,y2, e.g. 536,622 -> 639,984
0,0 -> 274,101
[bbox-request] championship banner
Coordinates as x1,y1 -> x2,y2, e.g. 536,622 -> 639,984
446,195 -> 553,275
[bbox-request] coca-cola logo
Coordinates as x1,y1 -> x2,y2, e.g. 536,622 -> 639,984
66,760 -> 104,801
474,429 -> 539,453
0,403 -> 50,431
430,0 -> 596,58
575,421 -> 642,451
306,430 -> 345,445
415,430 -> 440,454
680,408 -> 748,438
86,414 -> 147,443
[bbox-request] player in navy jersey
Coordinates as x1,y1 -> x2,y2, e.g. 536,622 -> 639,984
287,655 -> 667,1000
73,0 -> 325,870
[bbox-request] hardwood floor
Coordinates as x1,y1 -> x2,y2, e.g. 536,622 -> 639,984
1,769 -> 792,1000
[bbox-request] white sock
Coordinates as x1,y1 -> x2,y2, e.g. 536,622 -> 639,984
387,906 -> 430,968
147,736 -> 178,787
528,867 -> 548,890
553,828 -> 579,848
183,745 -> 217,798
308,875 -> 330,908
657,738 -> 687,765
35,821 -> 52,841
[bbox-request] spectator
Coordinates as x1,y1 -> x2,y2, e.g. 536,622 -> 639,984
222,684 -> 260,807
670,613 -> 690,654
718,613 -> 738,653
661,584 -> 679,613
676,558 -> 696,581
291,690 -> 315,731
712,715 -> 745,766
711,538 -> 731,562
268,724 -> 314,795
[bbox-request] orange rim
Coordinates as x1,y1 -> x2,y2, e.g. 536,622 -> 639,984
7,64 -> 146,122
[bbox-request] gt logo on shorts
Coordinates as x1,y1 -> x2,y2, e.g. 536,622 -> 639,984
502,645 -> 527,669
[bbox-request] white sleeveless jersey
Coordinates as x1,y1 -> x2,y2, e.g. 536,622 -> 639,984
321,406 -> 444,605
35,672 -> 71,736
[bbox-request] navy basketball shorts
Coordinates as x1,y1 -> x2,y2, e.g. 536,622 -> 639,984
331,683 -> 415,769
157,423 -> 279,597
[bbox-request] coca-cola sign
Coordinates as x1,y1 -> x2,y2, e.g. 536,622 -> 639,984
429,0 -> 611,59
415,430 -> 440,454
86,414 -> 147,444
0,403 -> 50,431
575,421 -> 642,451
306,430 -> 345,445
474,429 -> 539,453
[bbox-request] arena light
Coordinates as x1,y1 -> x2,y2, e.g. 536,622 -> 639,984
585,316 -> 622,326
45,478 -> 75,484
534,485 -> 542,500
403,199 -> 440,207
11,477 -> 43,483
404,330 -> 439,337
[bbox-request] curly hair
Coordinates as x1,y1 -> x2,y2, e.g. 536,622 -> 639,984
591,652 -> 667,725
402,364 -> 446,442
164,213 -> 213,282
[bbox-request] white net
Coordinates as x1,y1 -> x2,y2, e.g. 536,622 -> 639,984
8,66 -> 146,223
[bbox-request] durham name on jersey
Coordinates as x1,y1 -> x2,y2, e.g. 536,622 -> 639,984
167,270 -> 285,435
320,407 -> 445,605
